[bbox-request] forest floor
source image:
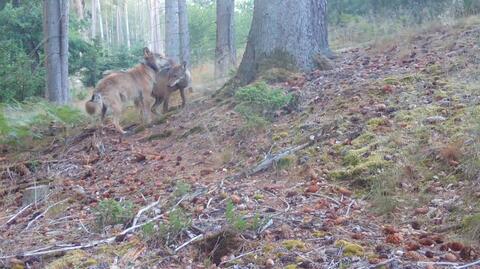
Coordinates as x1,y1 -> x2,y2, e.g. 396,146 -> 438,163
2,17 -> 480,269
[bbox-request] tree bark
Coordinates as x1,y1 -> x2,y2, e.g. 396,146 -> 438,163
215,0 -> 236,79
165,0 -> 180,62
44,0 -> 69,104
116,4 -> 121,45
91,0 -> 96,38
97,0 -> 104,40
236,0 -> 330,85
125,0 -> 131,49
60,0 -> 69,102
178,0 -> 190,65
73,0 -> 84,20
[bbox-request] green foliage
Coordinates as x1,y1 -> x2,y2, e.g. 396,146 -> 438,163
235,81 -> 292,120
462,213 -> 480,241
225,199 -> 248,231
94,199 -> 135,229
0,2 -> 44,102
188,1 -> 253,65
225,199 -> 265,232
173,181 -> 192,197
0,99 -> 85,147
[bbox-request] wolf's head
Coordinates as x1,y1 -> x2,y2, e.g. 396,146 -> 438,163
167,61 -> 189,87
143,47 -> 171,72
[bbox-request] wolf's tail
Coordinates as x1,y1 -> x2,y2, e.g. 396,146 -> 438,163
85,93 -> 103,115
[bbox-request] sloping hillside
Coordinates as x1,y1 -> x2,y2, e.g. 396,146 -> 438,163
2,17 -> 480,269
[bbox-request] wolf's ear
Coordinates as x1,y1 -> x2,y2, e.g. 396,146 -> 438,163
143,47 -> 151,57
182,61 -> 187,70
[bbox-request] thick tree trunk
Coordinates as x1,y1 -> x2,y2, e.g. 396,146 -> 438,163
178,0 -> 190,65
215,0 -> 236,79
44,0 -> 69,104
73,0 -> 84,20
236,0 -> 330,85
165,0 -> 180,62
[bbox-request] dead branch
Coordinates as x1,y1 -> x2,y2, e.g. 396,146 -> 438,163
0,214 -> 163,260
455,259 -> 480,269
3,204 -> 32,227
24,199 -> 68,230
174,234 -> 204,253
131,198 -> 161,227
231,141 -> 313,180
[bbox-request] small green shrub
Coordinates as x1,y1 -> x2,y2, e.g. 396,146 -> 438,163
94,199 -> 134,229
225,199 -> 248,231
462,213 -> 480,241
234,81 -> 292,120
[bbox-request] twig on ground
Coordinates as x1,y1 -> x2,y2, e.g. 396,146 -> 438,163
231,142 -> 313,180
258,218 -> 273,234
174,234 -> 204,253
311,193 -> 341,206
0,214 -> 163,259
369,258 -> 399,268
455,259 -> 480,269
219,249 -> 259,266
25,199 -> 68,230
345,200 -> 356,216
131,198 -> 161,227
418,261 -> 459,267
3,203 -> 32,226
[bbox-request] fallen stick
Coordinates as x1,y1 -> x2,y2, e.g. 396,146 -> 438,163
3,203 -> 32,227
174,234 -> 204,253
131,198 -> 161,227
25,199 -> 68,230
0,214 -> 163,260
231,141 -> 313,180
455,259 -> 480,269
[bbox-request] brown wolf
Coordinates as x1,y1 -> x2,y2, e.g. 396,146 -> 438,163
85,47 -> 170,133
151,61 -> 192,114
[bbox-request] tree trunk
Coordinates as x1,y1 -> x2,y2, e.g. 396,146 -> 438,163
236,0 -> 330,85
116,5 -> 121,45
60,0 -> 69,102
215,0 -> 236,79
165,0 -> 180,62
73,0 -> 84,20
97,0 -> 104,40
125,0 -> 131,49
91,0 -> 96,38
178,0 -> 190,65
44,0 -> 69,104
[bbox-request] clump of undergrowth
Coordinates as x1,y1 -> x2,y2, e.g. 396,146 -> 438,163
368,169 -> 400,216
141,182 -> 193,247
462,214 -> 480,242
0,98 -> 85,148
94,199 -> 135,230
225,199 -> 263,232
234,81 -> 292,136
235,81 -> 292,120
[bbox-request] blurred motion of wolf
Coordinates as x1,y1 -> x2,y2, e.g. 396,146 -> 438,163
85,47 -> 170,133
